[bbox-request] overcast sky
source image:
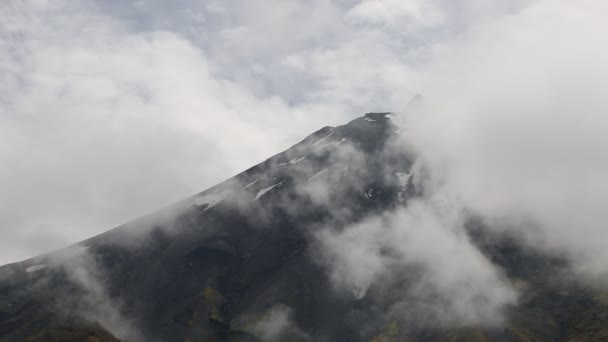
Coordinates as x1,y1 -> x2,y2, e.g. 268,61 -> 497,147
2,0 -> 607,266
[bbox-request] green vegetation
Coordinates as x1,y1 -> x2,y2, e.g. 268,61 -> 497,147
371,320 -> 399,342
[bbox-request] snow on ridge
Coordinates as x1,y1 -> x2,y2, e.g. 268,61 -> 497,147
307,168 -> 328,182
255,181 -> 283,200
315,137 -> 348,151
364,117 -> 376,122
26,265 -> 46,273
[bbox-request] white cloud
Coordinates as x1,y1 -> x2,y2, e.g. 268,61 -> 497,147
315,198 -> 517,326
246,304 -> 310,342
346,0 -> 444,28
0,0 -> 350,263
397,0 -> 608,279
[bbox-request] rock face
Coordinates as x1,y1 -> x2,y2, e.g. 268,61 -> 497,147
0,112 -> 606,341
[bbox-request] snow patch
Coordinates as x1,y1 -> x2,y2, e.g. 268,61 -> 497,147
395,172 -> 411,187
279,156 -> 306,166
395,172 -> 411,203
243,179 -> 259,189
255,182 -> 283,200
397,191 -> 405,203
385,113 -> 396,124
364,117 -> 376,122
191,190 -> 231,210
312,131 -> 335,146
289,156 -> 306,164
307,168 -> 328,182
26,264 -> 46,273
364,188 -> 374,199
315,137 -> 348,151
352,284 -> 369,299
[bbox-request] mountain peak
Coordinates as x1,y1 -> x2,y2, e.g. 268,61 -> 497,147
1,110 -> 605,341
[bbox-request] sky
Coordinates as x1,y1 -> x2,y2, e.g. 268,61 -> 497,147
1,0 -> 608,269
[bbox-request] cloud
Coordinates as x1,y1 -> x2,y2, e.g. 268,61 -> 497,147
1,0 -> 434,263
243,304 -> 310,342
395,0 -> 608,281
56,248 -> 145,341
315,198 -> 517,327
19,246 -> 145,340
0,0 -> 350,264
345,0 -> 444,29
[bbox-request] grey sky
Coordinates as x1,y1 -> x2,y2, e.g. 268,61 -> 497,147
2,0 -> 607,272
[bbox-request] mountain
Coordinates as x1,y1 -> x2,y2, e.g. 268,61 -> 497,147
0,111 -> 607,341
